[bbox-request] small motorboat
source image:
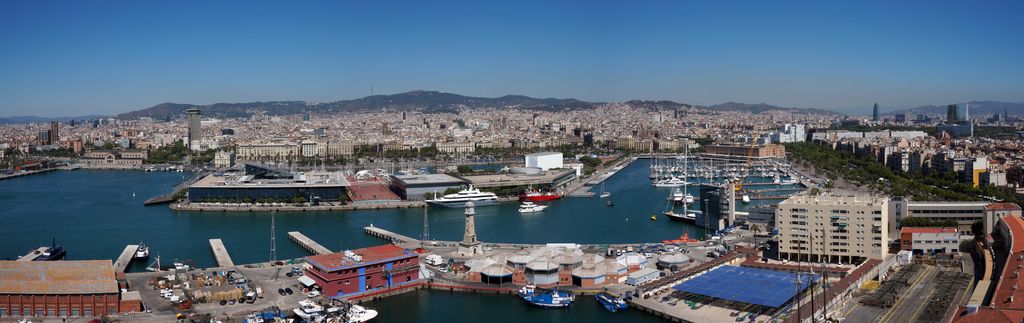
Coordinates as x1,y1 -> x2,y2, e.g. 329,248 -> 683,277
135,243 -> 150,259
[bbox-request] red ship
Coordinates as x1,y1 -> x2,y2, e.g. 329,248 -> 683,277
519,189 -> 561,202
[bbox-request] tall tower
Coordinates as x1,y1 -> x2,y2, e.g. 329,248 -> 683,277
872,103 -> 879,122
457,201 -> 483,256
187,108 -> 202,149
49,121 -> 59,145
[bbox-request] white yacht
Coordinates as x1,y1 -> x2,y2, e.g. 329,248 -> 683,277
518,201 -> 548,213
426,185 -> 499,208
344,304 -> 378,323
134,243 -> 150,259
653,176 -> 689,188
669,188 -> 684,203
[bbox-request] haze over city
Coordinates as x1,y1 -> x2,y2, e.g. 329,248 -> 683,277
2,0 -> 1023,117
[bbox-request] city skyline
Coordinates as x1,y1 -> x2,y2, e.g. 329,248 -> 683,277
2,1 -> 1023,116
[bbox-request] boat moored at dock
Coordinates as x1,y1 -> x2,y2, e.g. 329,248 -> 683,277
519,189 -> 561,202
596,292 -> 628,312
518,285 -> 575,308
426,185 -> 499,208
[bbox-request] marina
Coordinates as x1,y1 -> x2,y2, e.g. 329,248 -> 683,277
0,158 -> 807,322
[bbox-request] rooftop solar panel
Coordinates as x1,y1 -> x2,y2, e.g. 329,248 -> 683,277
672,265 -> 819,308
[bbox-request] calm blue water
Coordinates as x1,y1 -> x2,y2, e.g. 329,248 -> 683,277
0,158 -> 798,322
0,159 -> 792,269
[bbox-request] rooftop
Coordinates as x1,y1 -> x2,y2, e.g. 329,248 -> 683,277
305,244 -> 414,272
191,171 -> 350,189
673,265 -> 818,308
987,203 -> 1023,211
390,173 -> 467,186
901,227 -> 959,234
0,260 -> 118,295
462,168 -> 576,188
781,193 -> 887,207
525,151 -> 562,157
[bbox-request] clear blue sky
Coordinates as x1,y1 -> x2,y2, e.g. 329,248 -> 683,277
1,1 -> 1022,116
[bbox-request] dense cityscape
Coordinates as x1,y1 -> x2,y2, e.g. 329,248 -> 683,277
3,1 -> 1024,323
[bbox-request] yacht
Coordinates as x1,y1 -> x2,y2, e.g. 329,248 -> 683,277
293,300 -> 325,320
668,188 -> 684,203
653,176 -> 689,188
134,243 -> 150,259
426,185 -> 499,208
518,201 -> 548,213
663,209 -> 697,223
742,194 -> 751,203
343,304 -> 378,323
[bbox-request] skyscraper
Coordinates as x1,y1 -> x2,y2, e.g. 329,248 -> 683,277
872,103 -> 879,121
187,108 -> 202,149
947,104 -> 958,123
49,121 -> 59,145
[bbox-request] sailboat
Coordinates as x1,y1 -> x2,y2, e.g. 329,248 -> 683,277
146,254 -> 161,272
599,182 -> 611,199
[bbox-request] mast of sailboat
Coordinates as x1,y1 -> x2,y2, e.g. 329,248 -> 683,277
270,210 -> 277,262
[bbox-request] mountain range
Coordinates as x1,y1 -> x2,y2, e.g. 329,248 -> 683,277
884,101 -> 1024,117
14,91 -> 1020,123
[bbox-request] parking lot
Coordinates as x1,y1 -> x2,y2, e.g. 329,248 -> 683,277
122,263 -> 317,321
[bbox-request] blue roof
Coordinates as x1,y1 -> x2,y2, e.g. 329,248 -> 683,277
672,265 -> 818,308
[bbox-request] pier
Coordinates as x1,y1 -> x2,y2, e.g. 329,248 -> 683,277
208,239 -> 234,267
113,244 -> 140,272
287,231 -> 332,255
364,225 -> 421,246
17,247 -> 49,262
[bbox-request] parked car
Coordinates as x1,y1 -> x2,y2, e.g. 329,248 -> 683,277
285,287 -> 294,295
278,288 -> 286,296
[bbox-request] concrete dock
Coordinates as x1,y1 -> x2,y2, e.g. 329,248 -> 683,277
287,231 -> 332,255
17,247 -> 49,262
364,225 -> 421,245
208,239 -> 234,267
113,244 -> 140,272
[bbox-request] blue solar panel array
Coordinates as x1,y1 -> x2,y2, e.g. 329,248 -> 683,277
672,265 -> 819,308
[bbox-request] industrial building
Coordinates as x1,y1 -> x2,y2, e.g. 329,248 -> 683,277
302,244 -> 420,299
0,260 -> 121,317
775,193 -> 889,264
388,174 -> 468,201
80,150 -> 148,168
462,168 -> 576,190
524,152 -> 563,171
899,227 -> 959,255
188,164 -> 350,203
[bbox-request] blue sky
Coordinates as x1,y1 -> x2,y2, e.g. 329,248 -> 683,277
1,1 -> 1022,116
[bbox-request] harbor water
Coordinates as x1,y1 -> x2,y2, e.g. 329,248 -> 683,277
0,158 -> 798,321
0,158 -> 793,269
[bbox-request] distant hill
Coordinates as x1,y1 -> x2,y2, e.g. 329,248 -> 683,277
886,101 -> 1024,117
0,115 -> 107,125
707,102 -> 838,115
116,91 -> 599,120
622,100 -> 694,110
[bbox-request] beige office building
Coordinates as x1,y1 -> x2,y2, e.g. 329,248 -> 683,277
776,193 -> 889,264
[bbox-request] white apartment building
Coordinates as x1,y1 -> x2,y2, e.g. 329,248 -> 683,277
776,193 -> 889,264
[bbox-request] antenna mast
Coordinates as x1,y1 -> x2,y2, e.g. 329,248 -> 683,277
270,211 -> 277,262
422,205 -> 430,246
